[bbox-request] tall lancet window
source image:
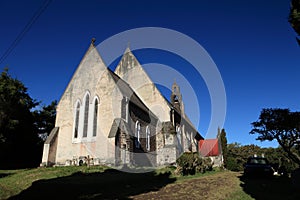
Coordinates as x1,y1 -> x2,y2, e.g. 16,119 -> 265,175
135,121 -> 141,148
74,102 -> 80,139
93,98 -> 98,137
176,125 -> 182,145
176,125 -> 183,153
146,126 -> 150,151
83,94 -> 90,137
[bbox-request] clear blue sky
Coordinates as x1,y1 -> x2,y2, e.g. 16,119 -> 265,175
1,0 -> 299,147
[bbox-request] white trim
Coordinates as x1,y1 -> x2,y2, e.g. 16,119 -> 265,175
72,91 -> 102,144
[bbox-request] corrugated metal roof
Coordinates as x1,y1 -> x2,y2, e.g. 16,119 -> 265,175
199,139 -> 220,157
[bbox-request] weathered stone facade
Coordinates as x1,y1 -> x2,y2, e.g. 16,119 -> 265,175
41,40 -> 203,168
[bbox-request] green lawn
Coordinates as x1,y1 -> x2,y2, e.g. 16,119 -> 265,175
0,166 -> 299,200
0,166 -> 109,199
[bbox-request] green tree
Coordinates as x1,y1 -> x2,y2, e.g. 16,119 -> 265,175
226,142 -> 298,173
227,143 -> 245,171
289,0 -> 300,45
219,128 -> 228,168
250,108 -> 300,165
33,100 -> 57,141
227,143 -> 263,171
0,68 -> 41,169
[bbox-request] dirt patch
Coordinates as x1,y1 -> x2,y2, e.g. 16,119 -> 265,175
131,171 -> 240,200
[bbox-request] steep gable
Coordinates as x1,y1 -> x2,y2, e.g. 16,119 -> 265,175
114,48 -> 201,134
54,40 -> 133,163
114,48 -> 171,122
56,41 -> 108,125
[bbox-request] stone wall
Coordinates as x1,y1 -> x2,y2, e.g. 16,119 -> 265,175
156,122 -> 178,166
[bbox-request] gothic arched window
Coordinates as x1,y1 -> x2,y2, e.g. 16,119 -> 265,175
135,121 -> 141,148
83,93 -> 90,137
176,125 -> 182,144
93,98 -> 99,137
146,126 -> 150,151
74,102 -> 80,139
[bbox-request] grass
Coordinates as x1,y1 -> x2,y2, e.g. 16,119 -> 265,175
1,166 -> 300,200
0,165 -> 108,200
0,166 -> 220,200
136,170 -> 254,200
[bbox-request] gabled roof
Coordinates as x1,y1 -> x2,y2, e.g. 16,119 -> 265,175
57,39 -> 106,107
114,47 -> 172,109
60,39 -> 203,140
107,67 -> 157,116
108,118 -> 131,138
199,139 -> 220,157
114,47 -> 201,135
44,127 -> 59,144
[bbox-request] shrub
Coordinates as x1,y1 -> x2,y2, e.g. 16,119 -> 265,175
176,152 -> 212,175
226,157 -> 243,171
198,157 -> 213,173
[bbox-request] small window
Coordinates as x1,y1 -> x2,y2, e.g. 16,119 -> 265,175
74,102 -> 80,138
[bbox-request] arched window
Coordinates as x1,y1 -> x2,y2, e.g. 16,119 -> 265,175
93,98 -> 99,137
146,126 -> 150,151
83,93 -> 90,137
176,125 -> 182,144
135,121 -> 141,148
74,102 -> 80,139
176,125 -> 183,153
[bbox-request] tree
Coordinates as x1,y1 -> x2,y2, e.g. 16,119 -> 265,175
289,0 -> 300,45
227,143 -> 244,171
218,128 -> 228,168
0,69 -> 38,141
33,100 -> 57,141
0,68 -> 42,168
226,142 -> 298,173
250,108 -> 300,165
227,143 -> 263,171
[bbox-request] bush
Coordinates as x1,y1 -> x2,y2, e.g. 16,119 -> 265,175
226,157 -> 243,171
176,152 -> 212,175
199,157 -> 213,173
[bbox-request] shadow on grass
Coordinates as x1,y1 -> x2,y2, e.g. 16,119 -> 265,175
8,168 -> 176,200
0,173 -> 12,178
239,174 -> 300,200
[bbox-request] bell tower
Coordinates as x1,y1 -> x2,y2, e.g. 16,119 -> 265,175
171,81 -> 184,114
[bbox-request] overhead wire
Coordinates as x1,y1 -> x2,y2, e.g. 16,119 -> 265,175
0,0 -> 52,65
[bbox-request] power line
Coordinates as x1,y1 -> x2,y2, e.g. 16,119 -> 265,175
0,0 -> 52,65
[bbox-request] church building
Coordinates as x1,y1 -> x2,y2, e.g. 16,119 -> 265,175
41,39 -> 203,168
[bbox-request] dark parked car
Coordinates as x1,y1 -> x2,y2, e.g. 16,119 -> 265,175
243,156 -> 274,178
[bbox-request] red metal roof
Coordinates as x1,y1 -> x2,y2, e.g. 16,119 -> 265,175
199,139 -> 220,157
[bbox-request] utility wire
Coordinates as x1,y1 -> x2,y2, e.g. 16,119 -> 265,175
0,0 -> 52,65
